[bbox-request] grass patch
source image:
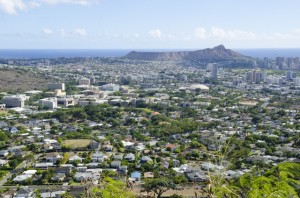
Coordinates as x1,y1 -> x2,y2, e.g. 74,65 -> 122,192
0,110 -> 8,116
63,139 -> 92,148
137,108 -> 154,113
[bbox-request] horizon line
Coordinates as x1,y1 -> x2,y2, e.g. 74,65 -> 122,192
1,47 -> 300,50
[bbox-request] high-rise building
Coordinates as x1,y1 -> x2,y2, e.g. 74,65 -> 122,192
294,77 -> 300,86
263,57 -> 269,68
245,70 -> 265,83
276,57 -> 285,69
294,57 -> 299,65
286,70 -> 296,80
210,63 -> 218,79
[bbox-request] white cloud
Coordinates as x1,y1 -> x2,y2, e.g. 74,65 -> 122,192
36,0 -> 98,6
194,26 -> 260,40
0,0 -> 100,14
133,33 -> 140,38
28,1 -> 41,8
149,29 -> 162,39
294,29 -> 300,34
60,29 -> 67,37
0,0 -> 26,14
211,27 -> 227,39
74,28 -> 87,37
195,27 -> 206,39
42,28 -> 54,35
209,26 -> 257,40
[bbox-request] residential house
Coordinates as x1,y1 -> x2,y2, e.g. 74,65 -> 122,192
87,163 -> 99,168
91,152 -> 104,162
40,190 -> 66,198
113,154 -> 124,161
102,145 -> 113,152
124,153 -> 135,162
14,186 -> 36,198
130,171 -> 141,181
55,167 -> 72,175
68,154 -> 83,163
0,150 -> 9,158
111,161 -> 121,169
0,159 -> 8,166
13,174 -> 32,183
144,172 -> 154,179
201,162 -> 224,171
140,156 -> 152,163
34,163 -> 54,169
45,152 -> 63,163
74,172 -> 100,182
118,165 -> 128,173
76,166 -> 87,172
9,127 -> 19,134
13,170 -> 37,183
68,186 -> 85,198
186,171 -> 207,182
51,173 -> 66,182
0,121 -> 8,129
89,140 -> 100,150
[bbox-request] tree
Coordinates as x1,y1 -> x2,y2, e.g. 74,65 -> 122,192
61,192 -> 73,198
142,177 -> 176,198
235,162 -> 300,197
62,153 -> 69,164
9,159 -> 19,168
0,131 -> 7,141
0,170 -> 8,179
190,140 -> 202,149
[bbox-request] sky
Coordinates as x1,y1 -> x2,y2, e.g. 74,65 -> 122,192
1,0 -> 300,49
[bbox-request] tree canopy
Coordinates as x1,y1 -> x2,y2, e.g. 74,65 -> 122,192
142,177 -> 176,198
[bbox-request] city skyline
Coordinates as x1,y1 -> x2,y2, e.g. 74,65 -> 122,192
1,0 -> 300,49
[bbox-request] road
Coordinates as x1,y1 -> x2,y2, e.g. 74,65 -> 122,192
0,153 -> 42,187
0,160 -> 29,187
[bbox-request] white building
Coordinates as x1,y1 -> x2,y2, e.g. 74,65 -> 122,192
265,76 -> 283,85
1,95 -> 27,108
57,97 -> 75,107
47,83 -> 65,91
79,78 -> 90,86
294,77 -> 300,86
101,83 -> 120,91
40,98 -> 57,109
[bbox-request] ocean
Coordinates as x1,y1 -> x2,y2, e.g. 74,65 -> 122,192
0,48 -> 300,59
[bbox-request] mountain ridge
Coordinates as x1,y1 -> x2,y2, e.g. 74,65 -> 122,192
124,45 -> 251,61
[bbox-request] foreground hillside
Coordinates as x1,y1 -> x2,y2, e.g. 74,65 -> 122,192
0,68 -> 52,92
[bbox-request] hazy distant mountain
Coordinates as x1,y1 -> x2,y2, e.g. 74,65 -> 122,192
124,45 -> 251,61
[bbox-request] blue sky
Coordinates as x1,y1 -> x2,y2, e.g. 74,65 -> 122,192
1,0 -> 300,49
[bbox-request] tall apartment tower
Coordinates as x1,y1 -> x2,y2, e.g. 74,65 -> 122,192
246,70 -> 265,83
210,63 -> 218,79
286,70 -> 296,80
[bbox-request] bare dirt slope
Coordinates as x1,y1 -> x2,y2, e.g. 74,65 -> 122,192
0,68 -> 53,93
